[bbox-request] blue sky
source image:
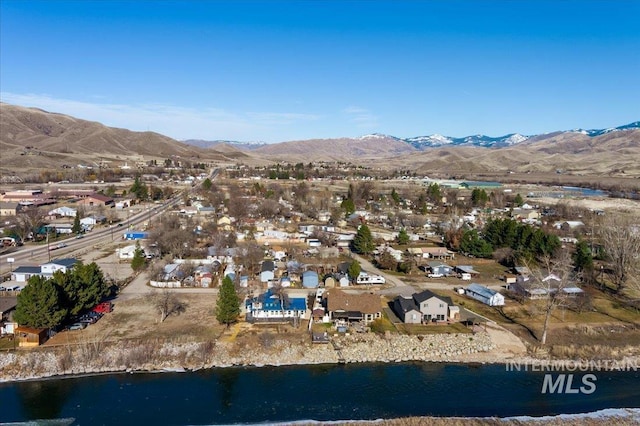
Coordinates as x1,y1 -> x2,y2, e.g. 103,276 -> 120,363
1,1 -> 639,143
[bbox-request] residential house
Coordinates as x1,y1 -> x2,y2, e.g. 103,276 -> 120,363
324,288 -> 382,324
302,270 -> 319,288
76,193 -> 114,207
41,258 -> 77,277
412,289 -> 453,322
511,208 -> 540,221
509,275 -> 585,300
465,283 -> 505,306
245,289 -> 307,322
426,261 -> 452,277
260,260 -> 275,283
217,216 -> 233,231
48,206 -> 77,217
407,246 -> 455,260
0,202 -> 20,217
392,296 -> 422,324
11,266 -> 42,283
12,258 -> 77,282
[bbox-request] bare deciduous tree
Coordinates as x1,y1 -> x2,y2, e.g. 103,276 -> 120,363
526,252 -> 577,345
151,289 -> 187,323
597,214 -> 640,296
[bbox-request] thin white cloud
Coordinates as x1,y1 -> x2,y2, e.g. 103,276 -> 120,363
0,92 -> 321,141
343,105 -> 379,128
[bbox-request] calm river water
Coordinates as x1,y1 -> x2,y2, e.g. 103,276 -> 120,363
0,362 -> 638,425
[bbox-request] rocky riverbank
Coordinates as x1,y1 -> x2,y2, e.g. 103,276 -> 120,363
0,331 -> 498,382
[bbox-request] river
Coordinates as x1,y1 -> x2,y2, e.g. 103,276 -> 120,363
0,362 -> 638,425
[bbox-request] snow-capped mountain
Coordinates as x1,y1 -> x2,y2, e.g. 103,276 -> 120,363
567,121 -> 640,137
405,133 -> 529,149
403,122 -> 638,149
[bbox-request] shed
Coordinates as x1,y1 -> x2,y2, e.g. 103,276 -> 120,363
15,326 -> 48,347
466,283 -> 505,306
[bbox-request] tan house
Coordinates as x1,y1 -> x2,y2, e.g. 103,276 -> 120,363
217,216 -> 233,231
324,288 -> 382,324
0,202 -> 20,217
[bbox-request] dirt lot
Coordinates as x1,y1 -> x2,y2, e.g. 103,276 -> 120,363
45,292 -> 225,347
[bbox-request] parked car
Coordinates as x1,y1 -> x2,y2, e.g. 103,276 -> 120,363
78,316 -> 98,325
92,302 -> 113,314
68,323 -> 87,331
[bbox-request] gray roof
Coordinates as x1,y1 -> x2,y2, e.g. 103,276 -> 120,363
455,265 -> 479,274
413,289 -> 452,306
13,266 -> 41,274
467,283 -> 498,298
394,296 -> 419,314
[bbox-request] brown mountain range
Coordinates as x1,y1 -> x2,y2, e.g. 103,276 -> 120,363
1,102 -> 638,180
0,103 -> 249,175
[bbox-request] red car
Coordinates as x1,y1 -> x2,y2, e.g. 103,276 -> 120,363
92,302 -> 113,314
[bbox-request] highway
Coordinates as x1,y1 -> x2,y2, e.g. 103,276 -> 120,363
0,168 -> 219,271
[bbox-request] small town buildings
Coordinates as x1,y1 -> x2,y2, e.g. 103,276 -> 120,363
465,283 -> 505,306
509,275 -> 585,300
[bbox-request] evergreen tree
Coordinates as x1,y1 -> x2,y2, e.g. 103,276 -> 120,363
72,211 -> 82,234
347,260 -> 362,282
202,178 -> 213,190
62,262 -> 110,315
14,276 -> 68,328
391,188 -> 401,204
216,276 -> 241,327
426,183 -> 442,204
460,229 -> 494,258
396,228 -> 410,245
130,176 -> 148,200
471,188 -> 489,207
351,224 -> 374,254
131,242 -> 146,272
573,240 -> 594,272
340,198 -> 355,217
514,193 -> 524,206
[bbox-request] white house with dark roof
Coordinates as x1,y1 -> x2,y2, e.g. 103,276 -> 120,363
11,258 -> 78,282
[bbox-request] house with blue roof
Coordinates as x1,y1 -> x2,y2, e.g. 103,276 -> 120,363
246,289 -> 307,322
465,283 -> 505,306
